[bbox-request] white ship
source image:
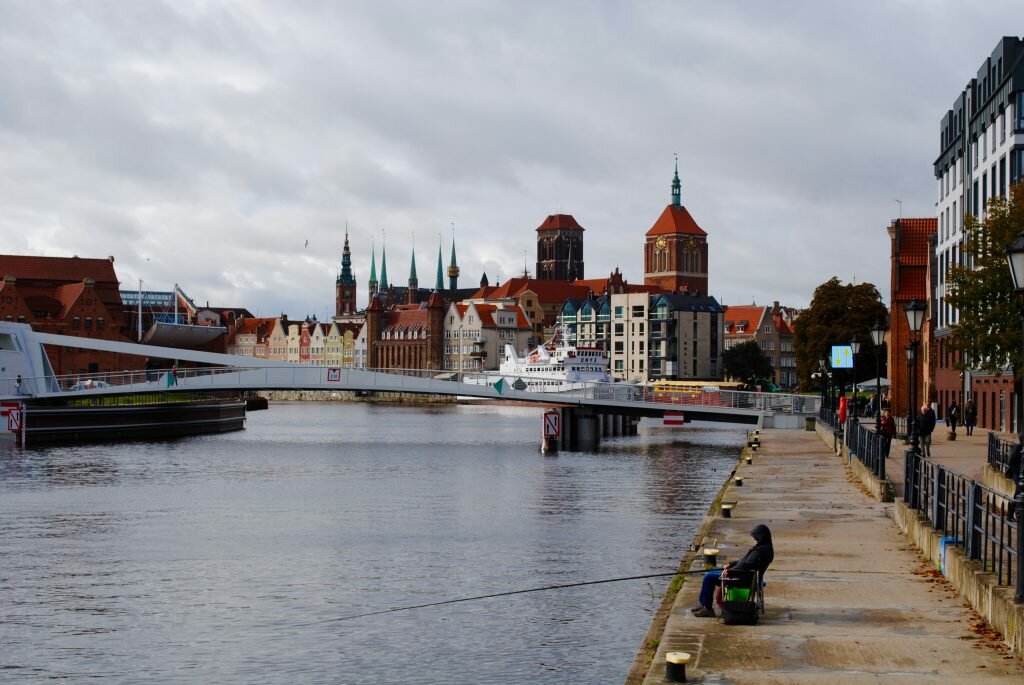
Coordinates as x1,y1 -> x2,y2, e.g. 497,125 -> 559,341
465,330 -> 611,393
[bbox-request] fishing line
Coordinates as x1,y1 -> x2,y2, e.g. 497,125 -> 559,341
302,567 -> 720,626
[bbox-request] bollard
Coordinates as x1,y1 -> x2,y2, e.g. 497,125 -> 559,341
665,651 -> 691,682
721,503 -> 734,518
734,475 -> 744,486
701,547 -> 719,566
745,455 -> 752,465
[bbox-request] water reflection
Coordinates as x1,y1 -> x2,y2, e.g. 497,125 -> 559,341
0,403 -> 744,684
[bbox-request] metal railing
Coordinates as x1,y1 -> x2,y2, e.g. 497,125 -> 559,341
843,418 -> 889,481
6,366 -> 823,415
904,449 -> 1020,597
818,405 -> 841,430
988,431 -> 1018,475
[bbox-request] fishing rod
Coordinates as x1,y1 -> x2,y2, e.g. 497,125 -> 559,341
302,567 -> 721,625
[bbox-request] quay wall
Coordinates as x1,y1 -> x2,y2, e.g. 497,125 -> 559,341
817,421 -> 1024,657
259,390 -> 456,404
623,442 -> 745,684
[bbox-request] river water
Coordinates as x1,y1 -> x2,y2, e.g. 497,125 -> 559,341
0,402 -> 744,684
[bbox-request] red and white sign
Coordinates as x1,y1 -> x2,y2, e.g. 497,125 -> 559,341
0,401 -> 19,432
7,408 -> 21,432
327,367 -> 342,382
663,411 -> 686,426
543,410 -> 561,438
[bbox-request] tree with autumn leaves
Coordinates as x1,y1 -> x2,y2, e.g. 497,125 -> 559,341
945,183 -> 1024,376
794,278 -> 889,391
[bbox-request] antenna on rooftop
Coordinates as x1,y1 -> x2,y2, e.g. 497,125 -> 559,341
893,198 -> 903,220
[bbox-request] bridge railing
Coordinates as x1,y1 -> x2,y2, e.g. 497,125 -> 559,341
17,365 -> 821,415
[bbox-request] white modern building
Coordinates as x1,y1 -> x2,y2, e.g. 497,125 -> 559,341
932,36 -> 1024,424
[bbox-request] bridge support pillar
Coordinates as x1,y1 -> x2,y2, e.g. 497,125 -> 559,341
560,407 -> 574,451
575,412 -> 599,450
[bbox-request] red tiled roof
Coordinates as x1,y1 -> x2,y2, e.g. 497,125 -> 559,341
723,305 -> 766,334
0,255 -> 119,284
236,317 -> 278,337
535,214 -> 585,232
645,205 -> 707,237
53,282 -> 87,316
896,218 -> 936,267
894,218 -> 935,301
773,315 -> 794,336
467,278 -> 593,303
454,302 -> 531,328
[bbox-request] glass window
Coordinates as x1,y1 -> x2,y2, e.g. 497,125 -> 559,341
72,317 -> 80,330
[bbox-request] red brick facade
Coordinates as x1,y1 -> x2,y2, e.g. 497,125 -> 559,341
0,255 -> 133,376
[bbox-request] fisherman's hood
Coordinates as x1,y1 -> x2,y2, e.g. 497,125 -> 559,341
751,524 -> 772,546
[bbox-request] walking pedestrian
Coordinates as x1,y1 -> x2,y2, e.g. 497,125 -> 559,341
946,399 -> 960,437
918,403 -> 937,457
964,398 -> 977,436
880,409 -> 897,457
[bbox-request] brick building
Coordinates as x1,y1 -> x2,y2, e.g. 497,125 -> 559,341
364,291 -> 446,370
0,255 -> 131,375
643,161 -> 710,295
887,218 -> 936,422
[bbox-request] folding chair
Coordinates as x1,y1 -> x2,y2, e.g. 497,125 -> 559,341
717,569 -> 764,625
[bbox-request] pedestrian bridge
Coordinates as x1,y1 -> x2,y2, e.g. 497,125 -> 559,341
0,322 -> 819,427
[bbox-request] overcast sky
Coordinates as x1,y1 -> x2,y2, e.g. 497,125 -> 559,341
0,1 -> 1016,318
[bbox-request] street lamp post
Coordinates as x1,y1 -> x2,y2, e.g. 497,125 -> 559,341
850,336 -> 861,423
871,322 -> 888,432
818,355 -> 828,414
1003,231 -> 1024,602
904,300 -> 927,459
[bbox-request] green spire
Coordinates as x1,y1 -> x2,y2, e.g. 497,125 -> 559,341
380,243 -> 389,289
671,154 -> 681,208
368,241 -> 377,291
447,233 -> 460,291
408,247 -> 418,286
435,240 -> 444,291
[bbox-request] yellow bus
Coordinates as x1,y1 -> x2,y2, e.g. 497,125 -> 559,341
650,380 -> 745,402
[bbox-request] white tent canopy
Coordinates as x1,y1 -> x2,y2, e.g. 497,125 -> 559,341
856,377 -> 891,390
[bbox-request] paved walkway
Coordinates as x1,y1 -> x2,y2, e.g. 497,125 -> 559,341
641,428 -> 1024,684
882,419 -> 1011,484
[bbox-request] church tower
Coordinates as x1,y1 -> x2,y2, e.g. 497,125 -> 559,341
335,226 -> 357,316
643,159 -> 709,294
535,214 -> 585,281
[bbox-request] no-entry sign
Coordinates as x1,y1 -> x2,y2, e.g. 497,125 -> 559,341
543,410 -> 560,438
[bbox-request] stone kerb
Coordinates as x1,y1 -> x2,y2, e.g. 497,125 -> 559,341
984,464 -> 1018,499
893,500 -> 1024,656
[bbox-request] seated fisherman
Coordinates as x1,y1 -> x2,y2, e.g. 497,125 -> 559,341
692,524 -> 774,618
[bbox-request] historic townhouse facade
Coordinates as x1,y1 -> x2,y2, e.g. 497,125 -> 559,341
722,302 -> 798,389
443,302 -> 532,371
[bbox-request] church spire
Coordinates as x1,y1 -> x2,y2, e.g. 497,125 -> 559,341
368,239 -> 378,294
408,246 -> 418,287
435,238 -> 444,291
447,228 -> 460,291
380,242 -> 389,290
671,153 -> 681,208
338,223 -> 355,286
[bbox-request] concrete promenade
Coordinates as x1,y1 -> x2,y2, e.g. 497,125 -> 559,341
639,428 -> 1024,684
